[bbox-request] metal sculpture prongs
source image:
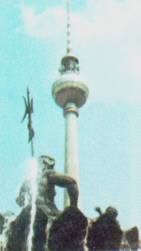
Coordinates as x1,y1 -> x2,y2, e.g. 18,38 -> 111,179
21,87 -> 35,156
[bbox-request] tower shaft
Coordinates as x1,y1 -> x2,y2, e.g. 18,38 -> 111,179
64,102 -> 81,208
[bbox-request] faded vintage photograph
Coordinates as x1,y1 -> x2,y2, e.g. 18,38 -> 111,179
0,0 -> 140,250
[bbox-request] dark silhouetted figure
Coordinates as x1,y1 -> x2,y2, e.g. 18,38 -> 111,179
87,206 -> 123,250
121,226 -> 139,251
0,213 -> 5,234
48,206 -> 88,251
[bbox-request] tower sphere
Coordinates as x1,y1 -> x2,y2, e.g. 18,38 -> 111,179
52,54 -> 89,108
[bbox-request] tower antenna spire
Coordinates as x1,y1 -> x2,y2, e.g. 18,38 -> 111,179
67,0 -> 72,54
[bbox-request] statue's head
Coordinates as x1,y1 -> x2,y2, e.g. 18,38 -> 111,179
38,155 -> 55,171
106,206 -> 118,218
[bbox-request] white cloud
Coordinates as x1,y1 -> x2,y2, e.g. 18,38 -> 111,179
19,1 -> 141,44
126,44 -> 141,80
19,3 -> 66,40
85,0 -> 128,39
85,0 -> 141,38
19,1 -> 141,103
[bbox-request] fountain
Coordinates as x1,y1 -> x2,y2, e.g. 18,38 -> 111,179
0,158 -> 139,251
1,181 -> 139,251
0,87 -> 88,251
2,155 -> 88,251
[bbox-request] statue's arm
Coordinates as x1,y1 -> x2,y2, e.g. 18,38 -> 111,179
95,207 -> 102,216
45,170 -> 75,186
45,170 -> 79,207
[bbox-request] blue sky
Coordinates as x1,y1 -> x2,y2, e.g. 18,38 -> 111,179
0,0 -> 140,236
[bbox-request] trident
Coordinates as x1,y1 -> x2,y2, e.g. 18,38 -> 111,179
21,87 -> 35,157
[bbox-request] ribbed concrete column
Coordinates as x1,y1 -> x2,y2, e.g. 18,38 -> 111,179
63,102 -> 81,208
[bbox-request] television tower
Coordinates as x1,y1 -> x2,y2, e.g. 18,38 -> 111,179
52,0 -> 89,208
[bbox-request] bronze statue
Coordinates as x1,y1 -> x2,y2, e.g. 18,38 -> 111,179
87,206 -> 123,250
121,226 -> 139,251
17,155 -> 79,217
36,155 -> 79,217
6,155 -> 79,251
48,206 -> 88,251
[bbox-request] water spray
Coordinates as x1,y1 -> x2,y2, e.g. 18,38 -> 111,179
26,158 -> 38,251
22,88 -> 38,250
